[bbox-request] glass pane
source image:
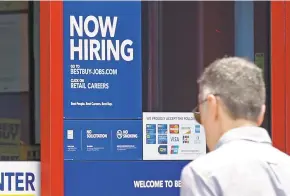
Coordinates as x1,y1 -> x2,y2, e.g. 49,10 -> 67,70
0,2 -> 39,161
142,1 -> 271,132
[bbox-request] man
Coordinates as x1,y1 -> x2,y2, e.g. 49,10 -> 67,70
180,57 -> 290,196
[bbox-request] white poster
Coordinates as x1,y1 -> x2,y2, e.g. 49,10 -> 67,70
143,112 -> 206,160
0,162 -> 40,195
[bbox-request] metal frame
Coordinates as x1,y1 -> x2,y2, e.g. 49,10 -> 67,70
285,2 -> 290,155
271,1 -> 287,152
40,1 -> 63,196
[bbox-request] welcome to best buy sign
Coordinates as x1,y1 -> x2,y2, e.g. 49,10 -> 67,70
0,162 -> 40,196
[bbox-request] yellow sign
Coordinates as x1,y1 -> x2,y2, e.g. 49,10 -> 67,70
0,145 -> 40,161
0,118 -> 21,145
0,145 -> 20,161
20,145 -> 40,161
255,53 -> 265,72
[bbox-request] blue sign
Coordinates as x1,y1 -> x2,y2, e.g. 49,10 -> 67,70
158,145 -> 168,154
64,120 -> 142,160
62,2 -> 190,196
63,1 -> 142,119
64,161 -> 189,196
145,124 -> 157,144
158,124 -> 168,134
195,125 -> 200,133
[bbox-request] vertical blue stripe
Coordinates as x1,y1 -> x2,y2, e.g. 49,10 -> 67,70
235,1 -> 254,61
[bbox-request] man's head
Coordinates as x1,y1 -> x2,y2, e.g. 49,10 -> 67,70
197,57 -> 266,151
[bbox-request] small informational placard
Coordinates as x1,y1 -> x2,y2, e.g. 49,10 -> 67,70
143,112 -> 206,160
64,120 -> 142,161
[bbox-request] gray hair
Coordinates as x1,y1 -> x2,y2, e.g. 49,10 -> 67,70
198,57 -> 266,121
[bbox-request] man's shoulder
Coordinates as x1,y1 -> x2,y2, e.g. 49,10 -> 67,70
183,143 -> 290,180
183,147 -> 231,179
183,142 -> 256,178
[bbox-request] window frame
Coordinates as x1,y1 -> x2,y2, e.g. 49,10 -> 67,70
285,2 -> 290,155
271,1 -> 287,152
28,1 -> 36,145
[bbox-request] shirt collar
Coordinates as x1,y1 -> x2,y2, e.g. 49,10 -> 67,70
215,126 -> 272,150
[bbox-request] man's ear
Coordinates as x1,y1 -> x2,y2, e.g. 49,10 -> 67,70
206,94 -> 218,120
257,105 -> 266,126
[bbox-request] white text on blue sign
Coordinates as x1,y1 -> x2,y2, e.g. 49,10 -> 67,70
70,16 -> 134,61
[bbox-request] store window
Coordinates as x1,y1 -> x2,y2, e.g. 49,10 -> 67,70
142,1 -> 271,132
0,2 -> 39,161
0,1 -> 270,160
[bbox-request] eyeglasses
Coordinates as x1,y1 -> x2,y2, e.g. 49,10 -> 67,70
192,94 -> 219,124
192,99 -> 207,124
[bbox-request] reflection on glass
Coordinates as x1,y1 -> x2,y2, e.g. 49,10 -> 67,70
0,2 -> 39,161
142,1 -> 270,131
